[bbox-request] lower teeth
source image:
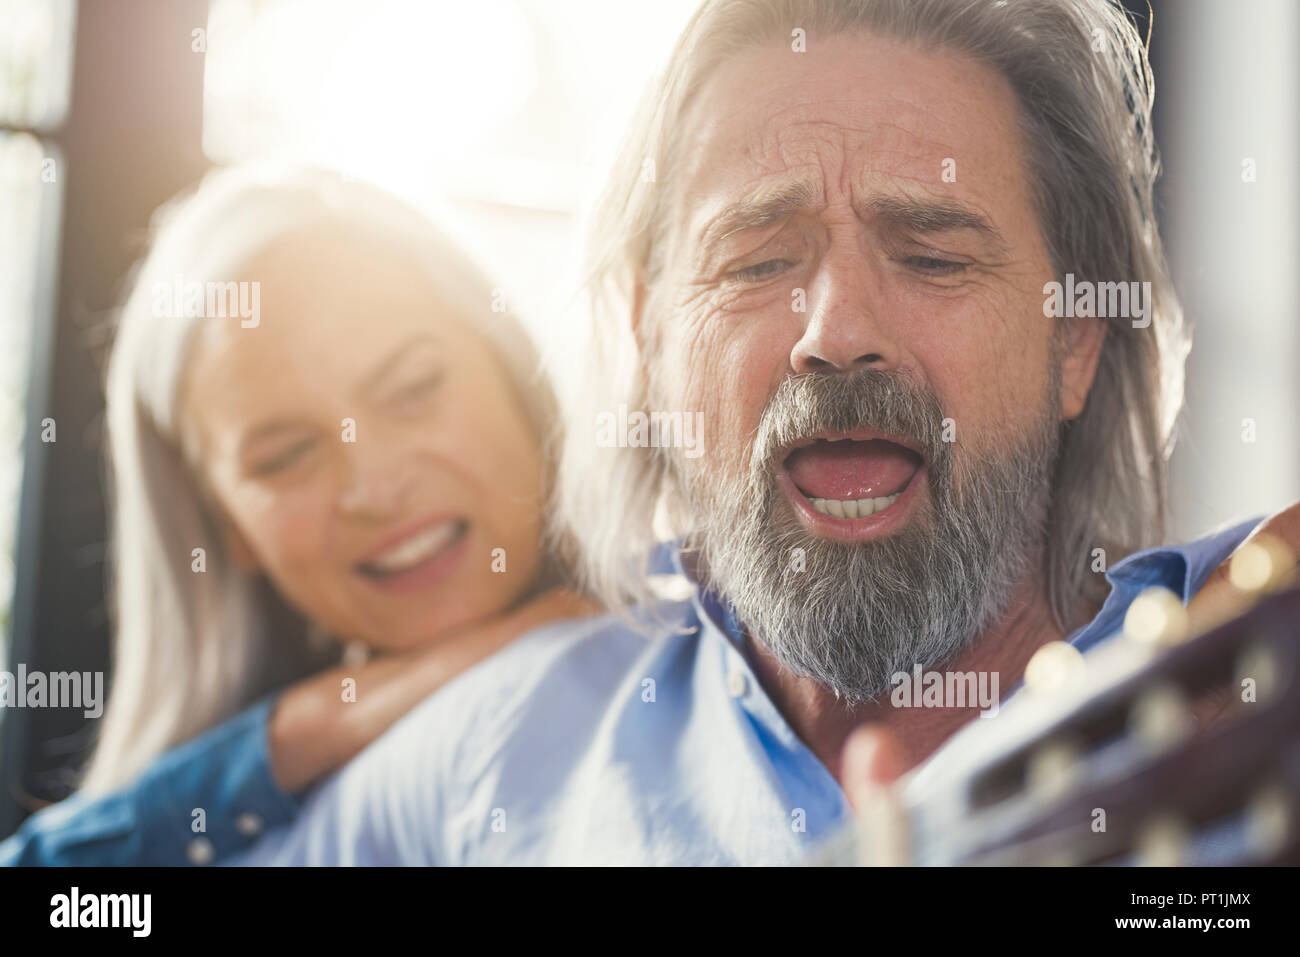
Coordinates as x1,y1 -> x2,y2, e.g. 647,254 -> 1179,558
808,491 -> 901,518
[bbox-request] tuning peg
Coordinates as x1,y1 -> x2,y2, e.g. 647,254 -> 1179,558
1026,737 -> 1083,800
1128,681 -> 1194,751
1247,783 -> 1292,860
1135,814 -> 1189,866
1123,586 -> 1189,647
1024,640 -> 1086,694
1228,534 -> 1297,594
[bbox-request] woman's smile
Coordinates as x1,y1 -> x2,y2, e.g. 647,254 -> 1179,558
354,514 -> 470,593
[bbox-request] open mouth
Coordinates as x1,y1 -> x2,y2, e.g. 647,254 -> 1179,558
779,432 -> 925,537
356,516 -> 469,587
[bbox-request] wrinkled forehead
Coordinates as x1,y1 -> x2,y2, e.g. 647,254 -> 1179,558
664,32 -> 1034,258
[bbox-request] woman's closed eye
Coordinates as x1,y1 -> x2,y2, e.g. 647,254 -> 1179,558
386,370 -> 445,411
251,435 -> 319,476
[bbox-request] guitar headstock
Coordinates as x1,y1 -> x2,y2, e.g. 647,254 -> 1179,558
818,536 -> 1300,866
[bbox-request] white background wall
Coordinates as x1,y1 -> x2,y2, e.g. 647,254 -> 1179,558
1163,0 -> 1300,538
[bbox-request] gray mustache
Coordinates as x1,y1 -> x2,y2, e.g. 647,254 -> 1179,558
750,369 -> 951,484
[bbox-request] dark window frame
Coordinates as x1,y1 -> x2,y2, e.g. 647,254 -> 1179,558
1,0 -> 210,838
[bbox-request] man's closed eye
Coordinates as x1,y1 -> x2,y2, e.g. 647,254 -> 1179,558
903,255 -> 968,276
729,258 -> 796,283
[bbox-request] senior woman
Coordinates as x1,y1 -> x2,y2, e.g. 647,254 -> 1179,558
1,164 -> 591,865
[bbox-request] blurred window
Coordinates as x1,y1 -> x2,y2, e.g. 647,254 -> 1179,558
0,0 -> 75,660
201,0 -> 698,343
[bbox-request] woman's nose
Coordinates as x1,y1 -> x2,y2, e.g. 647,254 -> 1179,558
337,448 -> 416,518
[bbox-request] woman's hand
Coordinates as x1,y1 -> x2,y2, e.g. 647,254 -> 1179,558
266,588 -> 598,794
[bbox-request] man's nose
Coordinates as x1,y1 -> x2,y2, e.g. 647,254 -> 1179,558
337,443 -> 417,518
790,246 -> 898,374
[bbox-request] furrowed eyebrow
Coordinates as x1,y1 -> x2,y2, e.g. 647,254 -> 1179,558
865,196 -> 1010,252
692,183 -> 1012,262
697,178 -> 824,251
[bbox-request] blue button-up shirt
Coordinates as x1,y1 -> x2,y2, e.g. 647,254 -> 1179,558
0,694 -> 299,866
220,515 -> 1264,866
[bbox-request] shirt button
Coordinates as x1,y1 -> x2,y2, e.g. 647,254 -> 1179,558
235,812 -> 263,837
727,669 -> 747,698
187,837 -> 215,865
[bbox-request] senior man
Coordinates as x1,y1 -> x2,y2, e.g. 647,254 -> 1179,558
231,0 -> 1296,865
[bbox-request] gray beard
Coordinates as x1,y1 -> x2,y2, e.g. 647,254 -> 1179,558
674,368 -> 1061,705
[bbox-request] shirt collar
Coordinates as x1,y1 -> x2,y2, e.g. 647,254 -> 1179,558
652,541 -> 746,647
661,535 -> 1195,654
656,512 -> 1265,656
1065,515 -> 1264,652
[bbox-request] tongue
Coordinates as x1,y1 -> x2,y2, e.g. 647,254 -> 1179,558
786,439 -> 921,501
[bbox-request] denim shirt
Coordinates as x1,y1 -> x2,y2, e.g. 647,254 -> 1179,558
0,694 -> 299,866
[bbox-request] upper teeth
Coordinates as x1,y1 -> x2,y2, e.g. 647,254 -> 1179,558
809,492 -> 902,519
368,521 -> 459,573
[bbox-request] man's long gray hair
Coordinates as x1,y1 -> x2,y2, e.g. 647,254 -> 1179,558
554,0 -> 1186,635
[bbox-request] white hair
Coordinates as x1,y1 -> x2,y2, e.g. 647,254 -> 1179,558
82,163 -> 556,793
555,0 -> 1187,633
